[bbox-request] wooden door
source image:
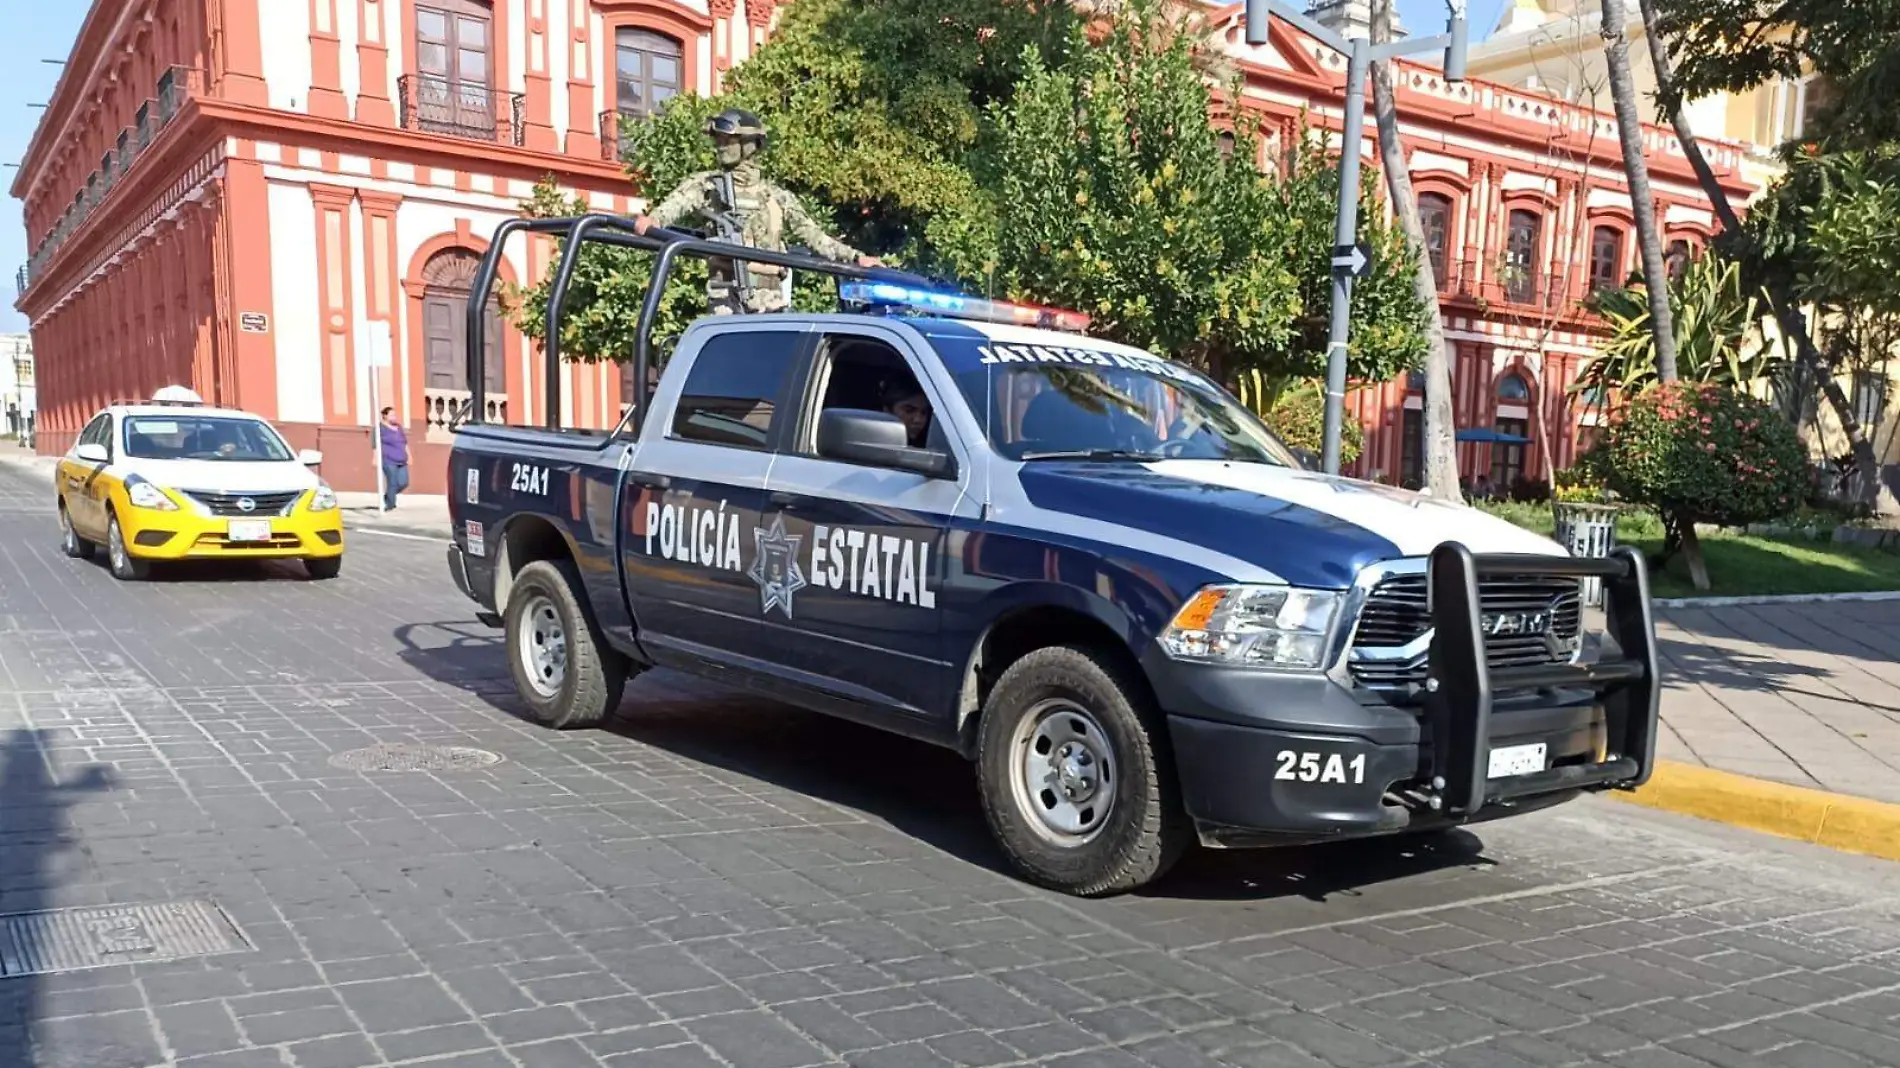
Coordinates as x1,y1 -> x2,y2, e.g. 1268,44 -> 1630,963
416,1 -> 494,137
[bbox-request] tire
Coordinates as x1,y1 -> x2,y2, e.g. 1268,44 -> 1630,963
106,513 -> 152,581
504,559 -> 628,729
977,645 -> 1190,896
59,504 -> 95,561
304,556 -> 343,580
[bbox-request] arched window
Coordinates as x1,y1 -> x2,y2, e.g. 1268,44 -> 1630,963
1589,225 -> 1624,294
1504,209 -> 1541,303
1497,373 -> 1531,402
1216,130 -> 1236,158
420,249 -> 505,395
616,28 -> 684,120
1417,192 -> 1452,288
1666,238 -> 1693,282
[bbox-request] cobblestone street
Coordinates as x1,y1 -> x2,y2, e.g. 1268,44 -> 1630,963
4,462 -> 1900,1068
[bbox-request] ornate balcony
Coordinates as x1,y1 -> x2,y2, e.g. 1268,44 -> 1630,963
397,75 -> 525,147
423,388 -> 508,443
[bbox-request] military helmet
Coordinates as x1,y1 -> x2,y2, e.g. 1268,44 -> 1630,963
706,108 -> 768,148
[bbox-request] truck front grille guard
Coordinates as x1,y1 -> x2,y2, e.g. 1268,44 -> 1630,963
459,213 -> 898,434
1422,542 -> 1659,818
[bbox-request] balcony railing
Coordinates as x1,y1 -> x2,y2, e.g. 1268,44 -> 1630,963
398,75 -> 525,147
424,387 -> 507,442
1438,257 -> 1591,316
18,67 -> 203,298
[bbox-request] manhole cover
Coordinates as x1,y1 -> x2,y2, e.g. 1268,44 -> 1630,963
0,900 -> 251,978
327,743 -> 504,772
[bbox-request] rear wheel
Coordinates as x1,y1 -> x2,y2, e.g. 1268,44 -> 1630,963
106,513 -> 151,581
977,645 -> 1189,896
304,556 -> 343,580
59,504 -> 95,561
505,559 -> 628,729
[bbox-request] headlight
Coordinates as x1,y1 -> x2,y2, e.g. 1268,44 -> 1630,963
309,482 -> 338,512
123,474 -> 179,511
1159,584 -> 1342,670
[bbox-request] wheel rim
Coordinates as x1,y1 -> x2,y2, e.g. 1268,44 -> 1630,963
108,520 -> 127,572
517,595 -> 568,699
1009,699 -> 1118,844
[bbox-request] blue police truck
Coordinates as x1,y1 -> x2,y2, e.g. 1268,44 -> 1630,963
442,215 -> 1661,896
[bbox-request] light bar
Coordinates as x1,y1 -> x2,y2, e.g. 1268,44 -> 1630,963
839,280 -> 1092,333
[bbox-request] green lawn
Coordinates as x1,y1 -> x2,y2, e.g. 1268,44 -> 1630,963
1472,501 -> 1900,599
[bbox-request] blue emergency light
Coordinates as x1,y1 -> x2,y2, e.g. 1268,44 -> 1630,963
839,279 -> 1092,333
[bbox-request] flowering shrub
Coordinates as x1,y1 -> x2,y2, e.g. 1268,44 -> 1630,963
1590,382 -> 1807,527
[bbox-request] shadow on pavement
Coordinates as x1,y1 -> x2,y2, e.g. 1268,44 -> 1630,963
1657,632 -> 1828,693
391,626 -> 1502,902
0,729 -> 116,1068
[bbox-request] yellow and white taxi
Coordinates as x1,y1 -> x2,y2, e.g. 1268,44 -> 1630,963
54,387 -> 345,580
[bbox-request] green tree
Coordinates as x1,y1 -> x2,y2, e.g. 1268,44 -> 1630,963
1576,252 -> 1774,396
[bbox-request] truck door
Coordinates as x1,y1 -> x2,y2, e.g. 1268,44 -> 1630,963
758,325 -> 978,723
620,325 -> 811,669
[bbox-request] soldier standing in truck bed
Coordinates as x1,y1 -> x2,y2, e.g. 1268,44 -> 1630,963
633,108 -> 881,314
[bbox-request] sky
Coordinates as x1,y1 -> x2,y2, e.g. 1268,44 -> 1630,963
0,0 -> 1505,337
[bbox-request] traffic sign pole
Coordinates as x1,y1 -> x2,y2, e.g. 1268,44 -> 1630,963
1247,0 -> 1469,476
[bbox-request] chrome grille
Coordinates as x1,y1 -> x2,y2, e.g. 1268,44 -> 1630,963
181,490 -> 304,517
1348,572 -> 1583,690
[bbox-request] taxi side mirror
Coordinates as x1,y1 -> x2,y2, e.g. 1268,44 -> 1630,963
817,409 -> 955,479
298,449 -> 323,466
74,443 -> 108,465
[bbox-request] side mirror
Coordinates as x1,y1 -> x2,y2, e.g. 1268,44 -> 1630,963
816,409 -> 955,478
75,442 -> 108,465
298,449 -> 324,466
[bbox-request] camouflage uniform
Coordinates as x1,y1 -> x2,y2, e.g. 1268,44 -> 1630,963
643,158 -> 868,314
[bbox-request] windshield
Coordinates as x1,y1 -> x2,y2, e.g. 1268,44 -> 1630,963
932,337 -> 1296,465
123,415 -> 294,462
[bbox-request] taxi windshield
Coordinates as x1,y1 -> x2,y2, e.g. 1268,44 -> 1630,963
934,339 -> 1296,466
123,415 -> 294,462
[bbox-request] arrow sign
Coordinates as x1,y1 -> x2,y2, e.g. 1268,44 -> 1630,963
1331,242 -> 1372,277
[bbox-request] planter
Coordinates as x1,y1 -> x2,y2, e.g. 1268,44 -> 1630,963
1553,501 -> 1621,606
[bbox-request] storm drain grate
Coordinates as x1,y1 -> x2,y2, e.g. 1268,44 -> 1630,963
0,900 -> 251,978
328,743 -> 504,772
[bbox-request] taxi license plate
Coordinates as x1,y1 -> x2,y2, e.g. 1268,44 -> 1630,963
226,519 -> 272,543
1487,743 -> 1547,779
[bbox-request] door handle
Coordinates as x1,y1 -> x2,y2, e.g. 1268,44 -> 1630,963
627,473 -> 671,490
767,491 -> 797,508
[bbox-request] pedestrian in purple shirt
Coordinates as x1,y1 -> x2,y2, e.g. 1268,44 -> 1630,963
379,407 -> 409,511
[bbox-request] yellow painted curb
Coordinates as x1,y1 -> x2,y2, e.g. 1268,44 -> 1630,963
1609,759 -> 1900,862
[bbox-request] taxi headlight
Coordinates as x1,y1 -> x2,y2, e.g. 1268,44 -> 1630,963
309,482 -> 338,512
123,474 -> 179,512
1159,584 -> 1341,670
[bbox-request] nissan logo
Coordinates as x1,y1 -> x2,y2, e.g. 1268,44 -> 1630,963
236,497 -> 256,513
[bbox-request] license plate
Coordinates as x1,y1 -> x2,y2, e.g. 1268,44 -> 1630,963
226,519 -> 272,543
1487,742 -> 1548,779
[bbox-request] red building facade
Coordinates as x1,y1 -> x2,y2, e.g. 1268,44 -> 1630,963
12,1 -> 1758,493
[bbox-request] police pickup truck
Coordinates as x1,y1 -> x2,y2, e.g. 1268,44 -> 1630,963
443,215 -> 1660,896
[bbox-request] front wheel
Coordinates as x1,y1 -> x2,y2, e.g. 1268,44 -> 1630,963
106,514 -> 152,580
59,504 -> 95,560
504,559 -> 628,729
304,556 -> 343,580
977,645 -> 1190,896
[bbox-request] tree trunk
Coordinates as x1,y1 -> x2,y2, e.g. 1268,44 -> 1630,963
1599,0 -> 1680,383
1370,0 -> 1461,502
1633,0 -> 1897,515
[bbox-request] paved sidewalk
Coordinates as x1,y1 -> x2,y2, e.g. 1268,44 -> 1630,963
1655,601 -> 1900,804
338,492 -> 451,540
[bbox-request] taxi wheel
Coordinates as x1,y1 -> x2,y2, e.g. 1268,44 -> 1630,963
505,559 -> 628,729
59,504 -> 95,561
304,557 -> 343,580
977,644 -> 1190,897
106,514 -> 152,581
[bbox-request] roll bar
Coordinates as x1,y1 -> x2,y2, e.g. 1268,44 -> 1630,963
460,213 -> 903,434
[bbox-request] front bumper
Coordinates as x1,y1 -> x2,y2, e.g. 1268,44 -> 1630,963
1152,545 -> 1660,846
120,499 -> 344,560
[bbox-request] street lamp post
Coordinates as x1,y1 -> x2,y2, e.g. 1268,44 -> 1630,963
1245,1 -> 1469,475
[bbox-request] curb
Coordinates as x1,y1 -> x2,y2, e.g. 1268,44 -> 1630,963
1653,590 -> 1900,608
1610,759 -> 1900,863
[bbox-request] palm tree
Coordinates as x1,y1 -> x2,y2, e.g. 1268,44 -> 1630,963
1369,0 -> 1460,501
1633,0 -> 1894,514
1598,0 -> 1680,382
